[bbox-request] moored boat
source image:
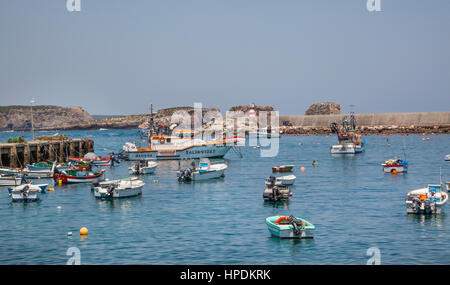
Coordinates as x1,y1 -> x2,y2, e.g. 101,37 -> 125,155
271,165 -> 294,172
263,176 -> 292,201
405,184 -> 448,214
382,157 -> 408,173
54,169 -> 105,184
266,215 -> 315,239
128,160 -> 158,175
9,184 -> 41,202
330,113 -> 365,154
445,154 -> 450,161
0,175 -> 22,186
270,175 -> 296,186
177,158 -> 227,182
93,177 -> 145,199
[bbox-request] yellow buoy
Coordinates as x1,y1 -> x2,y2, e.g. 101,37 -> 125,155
58,179 -> 62,186
80,227 -> 88,235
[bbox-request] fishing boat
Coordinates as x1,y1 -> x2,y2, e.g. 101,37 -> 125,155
271,165 -> 294,172
53,169 -> 105,184
69,152 -> 111,166
128,160 -> 158,175
330,112 -> 365,154
26,161 -> 70,172
93,177 -> 145,199
381,157 -> 408,173
266,215 -> 315,239
267,175 -> 296,186
405,185 -> 448,214
9,184 -> 41,202
263,176 -> 292,201
0,175 -> 22,186
177,158 -> 227,182
125,104 -> 237,161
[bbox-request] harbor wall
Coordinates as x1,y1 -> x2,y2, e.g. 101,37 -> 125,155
280,112 -> 450,127
0,138 -> 94,168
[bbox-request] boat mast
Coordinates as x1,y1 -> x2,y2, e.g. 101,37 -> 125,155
30,98 -> 35,141
148,102 -> 153,148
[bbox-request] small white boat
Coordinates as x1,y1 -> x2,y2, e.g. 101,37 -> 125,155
263,177 -> 292,201
0,175 -> 22,186
270,175 -> 296,186
9,184 -> 42,202
405,185 -> 448,214
93,177 -> 145,199
446,181 -> 450,192
266,215 -> 315,239
177,159 -> 227,182
128,161 -> 158,175
445,154 -> 450,161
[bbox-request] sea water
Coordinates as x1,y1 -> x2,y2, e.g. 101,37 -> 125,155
0,130 -> 449,264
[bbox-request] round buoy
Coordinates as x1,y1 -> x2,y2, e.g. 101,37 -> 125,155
300,167 -> 305,172
57,206 -> 62,210
58,179 -> 62,186
80,227 -> 88,236
426,137 -> 430,141
391,169 -> 398,175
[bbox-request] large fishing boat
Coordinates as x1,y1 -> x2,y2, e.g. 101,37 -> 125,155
126,105 -> 238,161
330,112 -> 366,154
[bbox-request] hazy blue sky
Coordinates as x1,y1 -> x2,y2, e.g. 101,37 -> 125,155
1,0 -> 449,115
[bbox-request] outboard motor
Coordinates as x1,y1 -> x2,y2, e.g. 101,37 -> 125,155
424,200 -> 432,214
106,185 -> 115,198
288,215 -> 304,235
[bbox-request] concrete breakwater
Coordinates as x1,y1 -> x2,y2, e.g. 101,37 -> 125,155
280,112 -> 450,134
0,137 -> 94,168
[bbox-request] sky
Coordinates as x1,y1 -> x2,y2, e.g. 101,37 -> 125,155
0,0 -> 449,115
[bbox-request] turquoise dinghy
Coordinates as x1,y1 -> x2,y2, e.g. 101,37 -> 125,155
266,216 -> 315,239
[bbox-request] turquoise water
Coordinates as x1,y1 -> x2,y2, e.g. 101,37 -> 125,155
0,130 -> 449,264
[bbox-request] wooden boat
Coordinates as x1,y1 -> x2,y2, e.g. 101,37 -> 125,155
128,161 -> 158,175
381,158 -> 408,173
0,175 -> 22,186
263,177 -> 292,201
9,184 -> 41,202
177,159 -> 227,182
405,184 -> 448,214
54,169 -> 105,184
266,216 -> 315,239
271,165 -> 294,172
93,177 -> 144,199
26,161 -> 70,172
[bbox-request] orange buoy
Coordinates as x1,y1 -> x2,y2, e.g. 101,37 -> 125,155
276,216 -> 289,224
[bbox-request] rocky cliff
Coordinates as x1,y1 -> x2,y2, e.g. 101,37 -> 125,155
305,102 -> 341,115
0,105 -> 92,130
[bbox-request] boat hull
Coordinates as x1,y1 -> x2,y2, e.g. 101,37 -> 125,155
192,168 -> 225,181
127,145 -> 232,161
94,186 -> 143,198
330,144 -> 364,154
0,176 -> 22,186
128,165 -> 157,175
383,165 -> 408,173
54,173 -> 104,184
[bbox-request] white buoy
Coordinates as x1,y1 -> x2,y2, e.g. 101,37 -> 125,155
67,232 -> 72,236
57,206 -> 62,210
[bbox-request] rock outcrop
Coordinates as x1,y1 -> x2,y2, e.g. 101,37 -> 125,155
305,102 -> 340,115
0,105 -> 92,130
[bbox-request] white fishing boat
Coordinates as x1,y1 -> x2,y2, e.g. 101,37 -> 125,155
405,185 -> 448,214
93,177 -> 145,199
177,158 -> 227,182
268,175 -> 296,186
128,161 -> 158,175
330,113 -> 365,154
126,104 -> 237,161
0,175 -> 22,186
263,176 -> 292,201
9,184 -> 41,202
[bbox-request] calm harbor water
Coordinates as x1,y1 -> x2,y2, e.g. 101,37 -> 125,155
0,129 -> 449,265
